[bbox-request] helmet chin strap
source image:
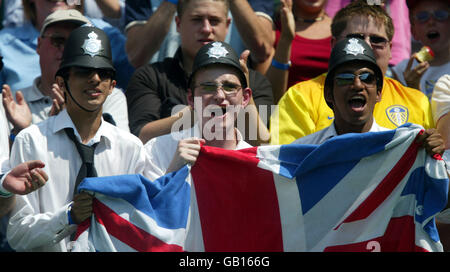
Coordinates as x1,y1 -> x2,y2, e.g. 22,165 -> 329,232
64,80 -> 100,113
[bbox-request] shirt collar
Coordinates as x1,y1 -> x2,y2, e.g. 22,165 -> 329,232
22,77 -> 47,102
191,122 -> 251,149
52,109 -> 113,146
329,120 -> 388,138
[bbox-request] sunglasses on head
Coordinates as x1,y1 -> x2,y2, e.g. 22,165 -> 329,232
335,72 -> 376,86
41,33 -> 67,49
72,67 -> 115,80
346,33 -> 389,47
415,10 -> 449,23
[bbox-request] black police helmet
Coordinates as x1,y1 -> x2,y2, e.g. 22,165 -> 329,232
56,25 -> 115,78
188,41 -> 247,90
324,37 -> 383,109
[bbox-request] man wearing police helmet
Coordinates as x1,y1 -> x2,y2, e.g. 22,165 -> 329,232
6,25 -> 149,252
292,37 -> 444,154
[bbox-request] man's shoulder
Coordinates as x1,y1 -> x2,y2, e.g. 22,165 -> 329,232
278,74 -> 327,106
144,127 -> 194,152
103,122 -> 143,147
384,77 -> 429,101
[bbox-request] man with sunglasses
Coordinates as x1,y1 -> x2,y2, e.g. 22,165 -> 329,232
391,0 -> 449,98
5,26 -> 149,252
1,9 -> 130,138
293,37 -> 444,154
270,0 -> 433,145
144,41 -> 252,181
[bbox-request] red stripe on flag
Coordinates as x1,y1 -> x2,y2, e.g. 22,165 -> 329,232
191,146 -> 284,252
335,141 -> 420,229
325,216 -> 428,252
73,218 -> 91,241
92,199 -> 184,252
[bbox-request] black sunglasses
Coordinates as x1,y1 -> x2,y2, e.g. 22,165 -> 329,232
346,33 -> 389,47
72,67 -> 115,80
335,72 -> 376,86
415,10 -> 449,23
42,33 -> 67,50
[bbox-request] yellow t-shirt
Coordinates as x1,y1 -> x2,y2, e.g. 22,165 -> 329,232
270,73 -> 434,145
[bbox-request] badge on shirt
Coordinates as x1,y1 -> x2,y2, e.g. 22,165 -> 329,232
207,42 -> 229,59
386,105 -> 409,127
344,38 -> 365,56
82,31 -> 102,57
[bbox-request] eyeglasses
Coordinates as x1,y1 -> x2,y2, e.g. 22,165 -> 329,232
195,82 -> 242,96
72,67 -> 115,80
335,72 -> 376,86
414,10 -> 449,23
346,33 -> 389,48
41,33 -> 67,50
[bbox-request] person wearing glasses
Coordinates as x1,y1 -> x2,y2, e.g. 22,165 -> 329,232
144,41 -> 252,180
126,0 -> 273,146
6,26 -> 149,252
1,9 -> 130,139
292,37 -> 444,156
391,0 -> 449,99
0,0 -> 133,92
269,0 -> 433,145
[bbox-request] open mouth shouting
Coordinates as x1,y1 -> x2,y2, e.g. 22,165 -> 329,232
426,30 -> 440,42
348,94 -> 367,113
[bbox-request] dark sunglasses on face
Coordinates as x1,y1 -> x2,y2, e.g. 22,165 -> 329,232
335,72 -> 376,86
346,33 -> 389,47
415,10 -> 449,23
72,67 -> 115,80
41,33 -> 67,49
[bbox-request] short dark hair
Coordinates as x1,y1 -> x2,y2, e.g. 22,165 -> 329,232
331,0 -> 394,41
177,0 -> 229,18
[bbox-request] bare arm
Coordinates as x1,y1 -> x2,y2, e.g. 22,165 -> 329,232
265,0 -> 295,103
125,1 -> 177,68
229,0 -> 275,66
436,113 -> 450,150
94,0 -> 122,18
138,105 -> 193,144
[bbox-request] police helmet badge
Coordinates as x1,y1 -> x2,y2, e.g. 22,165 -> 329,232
82,31 -> 102,57
207,42 -> 229,59
386,105 -> 409,127
344,38 -> 365,56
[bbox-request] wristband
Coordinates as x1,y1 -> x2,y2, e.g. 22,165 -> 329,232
0,173 -> 13,198
9,133 -> 16,142
68,205 -> 75,225
165,0 -> 178,5
271,59 -> 291,70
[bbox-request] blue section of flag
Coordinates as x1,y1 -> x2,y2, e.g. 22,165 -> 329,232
78,166 -> 191,229
295,130 -> 397,214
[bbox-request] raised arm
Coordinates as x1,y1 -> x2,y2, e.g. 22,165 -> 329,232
264,0 -> 295,103
125,1 -> 178,68
229,0 -> 275,69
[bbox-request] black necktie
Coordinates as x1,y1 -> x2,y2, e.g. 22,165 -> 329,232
65,128 -> 98,197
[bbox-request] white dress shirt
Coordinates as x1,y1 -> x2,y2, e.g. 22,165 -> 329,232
6,109 -> 148,251
292,121 -> 390,145
144,123 -> 252,181
19,77 -> 130,132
